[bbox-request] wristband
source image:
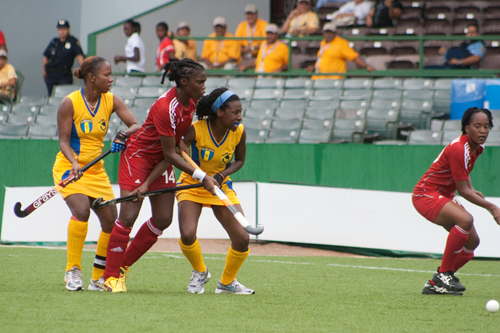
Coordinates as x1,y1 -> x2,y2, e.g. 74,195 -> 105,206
192,169 -> 206,182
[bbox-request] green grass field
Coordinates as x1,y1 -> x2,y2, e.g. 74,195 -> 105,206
1,246 -> 500,332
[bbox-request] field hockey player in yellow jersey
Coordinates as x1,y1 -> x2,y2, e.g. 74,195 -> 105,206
53,56 -> 140,291
177,87 -> 254,294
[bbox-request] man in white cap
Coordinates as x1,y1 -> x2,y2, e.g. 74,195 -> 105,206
200,17 -> 241,70
0,49 -> 17,103
235,4 -> 268,64
308,23 -> 374,79
280,0 -> 320,37
239,24 -> 289,73
173,22 -> 197,61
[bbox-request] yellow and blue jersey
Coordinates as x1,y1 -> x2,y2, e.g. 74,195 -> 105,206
53,89 -> 115,200
176,119 -> 244,206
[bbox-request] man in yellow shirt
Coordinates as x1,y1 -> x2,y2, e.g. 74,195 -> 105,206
200,17 -> 241,70
239,24 -> 289,73
308,23 -> 374,79
280,0 -> 320,37
173,22 -> 197,61
0,50 -> 17,104
235,4 -> 268,63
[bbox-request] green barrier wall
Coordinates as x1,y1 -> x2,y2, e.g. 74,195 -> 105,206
2,140 -> 499,229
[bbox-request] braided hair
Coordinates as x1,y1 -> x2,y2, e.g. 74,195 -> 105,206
160,58 -> 205,87
461,107 -> 493,134
196,87 -> 240,121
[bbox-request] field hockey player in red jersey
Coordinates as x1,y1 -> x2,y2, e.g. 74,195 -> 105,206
102,58 -> 218,292
412,107 -> 500,295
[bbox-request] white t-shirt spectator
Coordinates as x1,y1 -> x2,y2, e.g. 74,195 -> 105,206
330,0 -> 373,26
125,32 -> 145,72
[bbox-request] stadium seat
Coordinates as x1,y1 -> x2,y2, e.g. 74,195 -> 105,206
370,99 -> 401,111
27,125 -> 58,139
52,84 -> 81,97
336,108 -> 367,120
331,118 -> 366,143
35,114 -> 56,126
274,106 -> 305,120
424,55 -> 445,67
365,108 -> 400,139
242,118 -> 271,130
342,78 -> 373,90
140,76 -> 164,87
402,90 -> 434,100
113,76 -> 143,87
39,105 -> 59,116
312,79 -> 342,90
205,77 -> 228,90
245,106 -> 276,120
486,131 -> 500,146
372,77 -> 403,90
0,124 -> 28,138
6,114 -> 34,126
311,88 -> 341,100
136,86 -> 166,98
400,99 -> 433,128
227,77 -> 256,90
284,77 -> 312,89
401,78 -> 434,90
46,96 -> 64,106
10,105 -> 39,116
254,77 -> 285,89
270,118 -> 302,131
407,130 -> 443,145
482,54 -> 500,70
282,89 -> 311,99
372,89 -> 402,100
442,119 -> 462,131
132,98 -> 157,110
441,130 -> 462,145
252,89 -> 283,100
265,128 -> 299,143
229,87 -> 253,100
340,89 -> 372,100
302,118 -> 333,130
307,99 -> 338,110
387,60 -> 416,69
279,99 -> 307,110
110,86 -> 137,98
338,100 -> 369,111
17,95 -> 47,107
298,128 -> 331,143
245,128 -> 268,143
304,107 -> 336,121
430,119 -> 444,131
368,27 -> 396,36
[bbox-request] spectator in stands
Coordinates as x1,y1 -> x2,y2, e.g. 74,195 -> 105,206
281,0 -> 320,37
172,22 -> 197,61
317,0 -> 349,10
114,19 -> 145,73
200,17 -> 241,70
329,0 -> 373,26
238,24 -> 289,73
427,24 -> 485,69
155,22 -> 175,71
0,29 -> 6,51
0,49 -> 17,104
235,4 -> 268,67
366,0 -> 402,28
307,23 -> 374,79
43,20 -> 84,96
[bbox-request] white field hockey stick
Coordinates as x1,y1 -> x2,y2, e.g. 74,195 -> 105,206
181,151 -> 264,235
14,148 -> 112,218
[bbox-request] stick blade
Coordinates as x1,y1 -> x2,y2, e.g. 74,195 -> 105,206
244,224 -> 264,235
91,197 -> 104,210
14,202 -> 29,218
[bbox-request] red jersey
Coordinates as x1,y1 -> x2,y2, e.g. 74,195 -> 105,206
413,134 -> 483,198
156,37 -> 175,70
122,87 -> 196,165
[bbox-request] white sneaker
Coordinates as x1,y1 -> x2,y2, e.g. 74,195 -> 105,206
215,279 -> 254,295
64,266 -> 84,291
187,269 -> 211,294
88,277 -> 105,291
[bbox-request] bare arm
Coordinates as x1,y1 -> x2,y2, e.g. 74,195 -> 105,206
114,47 -> 140,64
57,98 -> 82,179
76,54 -> 84,65
42,56 -> 49,80
365,8 -> 375,27
353,56 -> 375,72
112,95 -> 141,136
0,77 -> 16,89
456,180 -> 500,224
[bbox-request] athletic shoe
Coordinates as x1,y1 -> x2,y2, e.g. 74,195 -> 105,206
64,266 -> 84,291
215,279 -> 255,295
88,277 -> 105,291
431,268 -> 466,291
187,269 -> 211,294
119,266 -> 130,292
103,277 -> 126,293
422,280 -> 463,296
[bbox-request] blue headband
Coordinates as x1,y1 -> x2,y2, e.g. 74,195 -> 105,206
211,90 -> 235,113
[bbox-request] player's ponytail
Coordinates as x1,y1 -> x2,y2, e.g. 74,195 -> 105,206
75,56 -> 107,82
161,58 -> 205,87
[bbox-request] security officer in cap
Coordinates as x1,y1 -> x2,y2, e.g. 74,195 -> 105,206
43,20 -> 84,96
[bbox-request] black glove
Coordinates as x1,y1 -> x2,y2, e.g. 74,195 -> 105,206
111,130 -> 127,153
213,172 -> 225,187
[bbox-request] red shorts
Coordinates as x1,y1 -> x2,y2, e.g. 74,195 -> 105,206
412,191 -> 462,222
118,153 -> 176,192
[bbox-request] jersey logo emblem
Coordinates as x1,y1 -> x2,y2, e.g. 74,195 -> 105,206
222,152 -> 231,164
80,119 -> 93,134
201,148 -> 214,161
99,118 -> 107,132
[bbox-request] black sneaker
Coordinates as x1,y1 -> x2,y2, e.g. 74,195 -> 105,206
422,280 -> 463,296
431,268 -> 466,291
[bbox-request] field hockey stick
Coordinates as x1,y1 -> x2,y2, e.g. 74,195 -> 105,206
92,183 -> 204,209
14,148 -> 112,218
181,151 -> 264,235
